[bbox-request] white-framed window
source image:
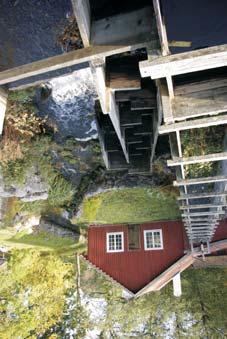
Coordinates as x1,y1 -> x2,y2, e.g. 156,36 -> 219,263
144,229 -> 163,250
107,232 -> 124,253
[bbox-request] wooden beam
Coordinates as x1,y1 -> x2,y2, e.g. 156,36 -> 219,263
188,230 -> 214,234
208,239 -> 227,253
168,152 -> 227,167
180,203 -> 227,210
182,211 -> 225,217
71,0 -> 91,47
159,114 -> 227,134
183,218 -> 220,222
158,80 -> 173,123
90,59 -> 109,114
177,191 -> 227,200
174,175 -> 227,187
152,0 -> 169,56
135,254 -> 194,297
185,226 -> 217,229
0,44 -> 158,86
166,75 -> 174,99
139,44 -> 227,79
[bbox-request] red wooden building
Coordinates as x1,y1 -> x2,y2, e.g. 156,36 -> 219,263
84,219 -> 227,297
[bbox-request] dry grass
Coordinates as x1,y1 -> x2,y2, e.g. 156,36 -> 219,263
0,90 -> 46,164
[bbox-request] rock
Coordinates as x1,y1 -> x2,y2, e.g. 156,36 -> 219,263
0,166 -> 49,202
15,215 -> 40,234
38,217 -> 81,240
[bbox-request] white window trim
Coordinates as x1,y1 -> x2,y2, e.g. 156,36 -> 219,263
144,229 -> 163,250
107,232 -> 124,253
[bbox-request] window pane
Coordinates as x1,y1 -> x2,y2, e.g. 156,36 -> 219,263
146,232 -> 154,248
153,231 -> 161,248
109,235 -> 115,250
116,234 -> 122,250
108,233 -> 123,251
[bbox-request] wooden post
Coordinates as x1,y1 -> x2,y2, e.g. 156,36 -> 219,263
71,0 -> 91,47
152,0 -> 169,56
173,272 -> 182,297
90,58 -> 109,114
0,88 -> 8,134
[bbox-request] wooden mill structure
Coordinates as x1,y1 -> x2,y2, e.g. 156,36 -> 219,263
0,0 -> 227,249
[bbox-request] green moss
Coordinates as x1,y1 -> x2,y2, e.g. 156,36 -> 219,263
8,87 -> 36,104
76,186 -> 180,224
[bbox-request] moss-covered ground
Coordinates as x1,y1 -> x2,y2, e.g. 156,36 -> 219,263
75,186 -> 181,224
0,228 -> 86,255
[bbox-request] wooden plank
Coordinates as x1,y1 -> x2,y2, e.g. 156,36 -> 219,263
208,239 -> 227,253
174,175 -> 227,186
168,152 -> 227,167
182,211 -> 225,217
185,226 -> 217,229
0,44 -> 158,86
108,92 -> 129,162
180,204 -> 227,210
184,219 -> 219,223
0,88 -> 8,134
131,99 -> 156,110
150,83 -> 163,164
135,254 -> 194,297
71,0 -> 91,47
166,75 -> 174,99
91,7 -> 155,46
115,89 -> 155,102
193,255 -> 227,268
139,44 -> 227,79
158,80 -> 173,123
175,78 -> 227,96
173,87 -> 227,121
109,71 -> 141,91
177,191 -> 227,200
152,0 -> 169,56
188,230 -> 214,234
90,59 -> 108,114
159,114 -> 227,134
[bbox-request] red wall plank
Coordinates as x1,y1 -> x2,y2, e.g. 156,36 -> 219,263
87,220 -> 185,293
212,219 -> 227,242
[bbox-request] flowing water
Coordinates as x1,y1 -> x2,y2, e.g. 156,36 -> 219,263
37,68 -> 98,141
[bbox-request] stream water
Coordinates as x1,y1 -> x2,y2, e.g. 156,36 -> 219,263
37,68 -> 98,141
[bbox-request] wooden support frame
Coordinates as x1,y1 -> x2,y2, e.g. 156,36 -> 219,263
71,0 -> 91,47
168,152 -> 227,167
182,211 -> 225,217
152,0 -> 169,56
174,175 -> 227,187
139,44 -> 227,79
183,218 -> 220,222
159,114 -> 227,135
177,191 -> 227,200
180,204 -> 227,210
0,43 -> 159,86
185,226 -> 217,230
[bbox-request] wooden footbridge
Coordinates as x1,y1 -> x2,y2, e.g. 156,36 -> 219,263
1,0 -> 227,248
